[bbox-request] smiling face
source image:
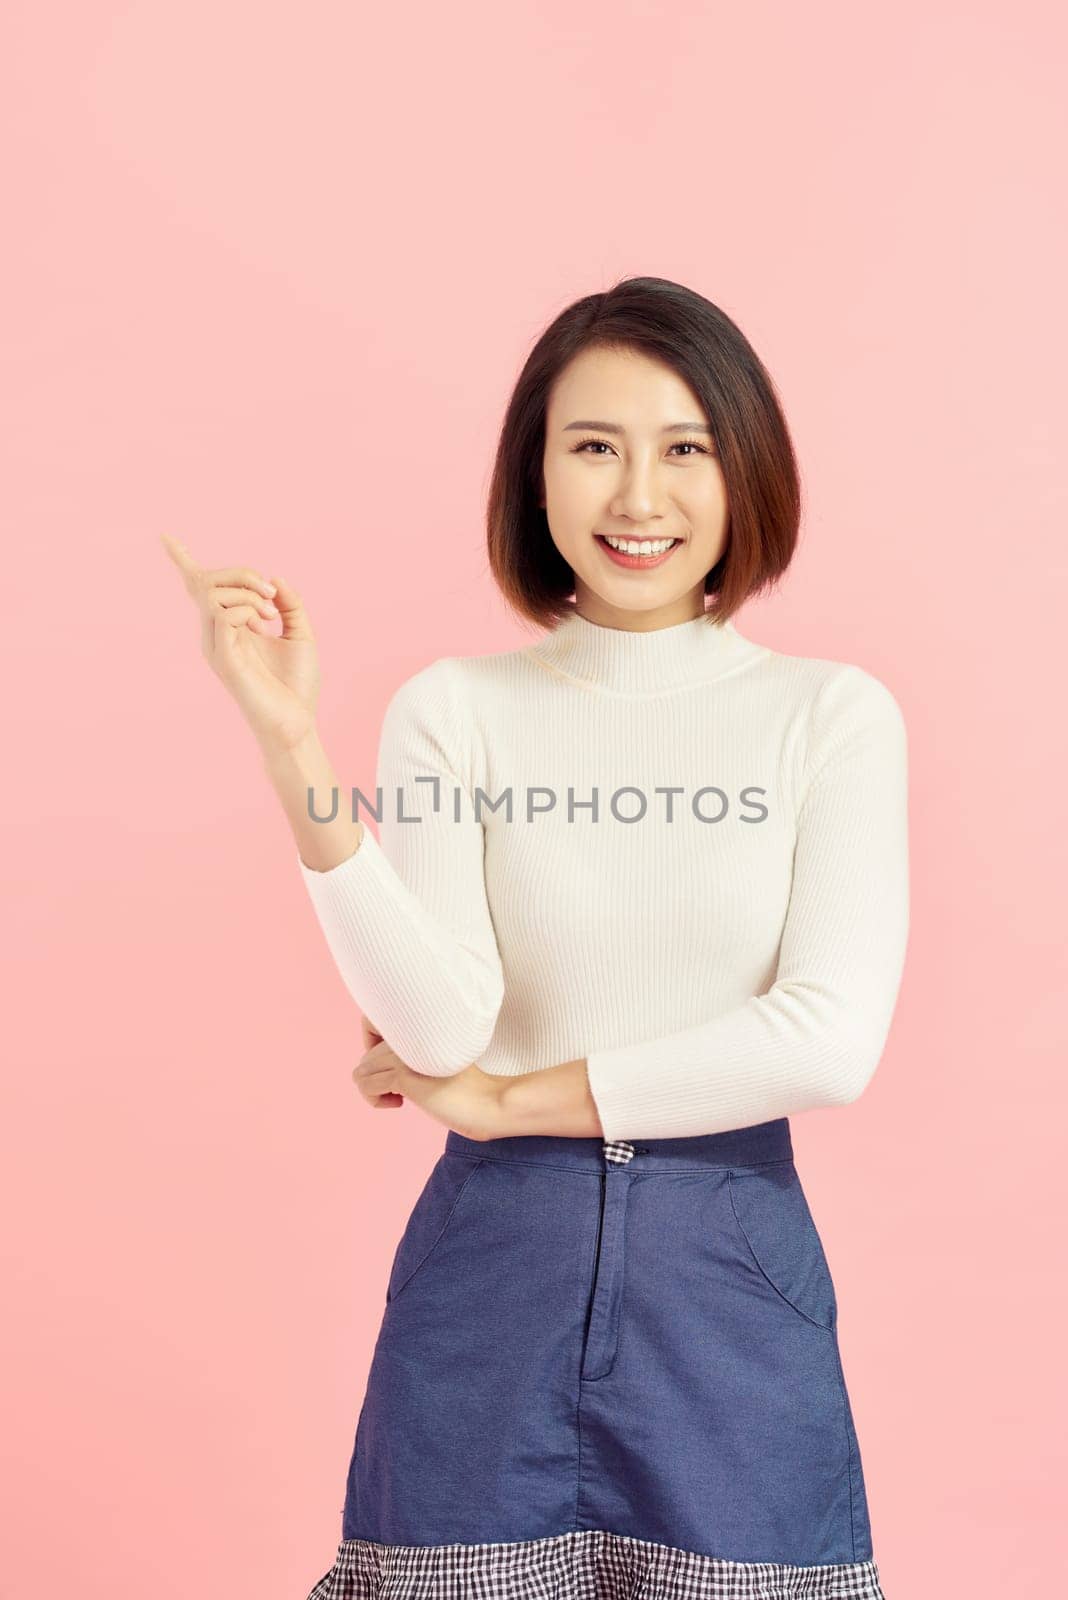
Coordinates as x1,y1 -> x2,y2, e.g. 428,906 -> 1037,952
539,343 -> 729,630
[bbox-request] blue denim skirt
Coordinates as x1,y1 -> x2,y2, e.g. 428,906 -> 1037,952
306,1119 -> 886,1598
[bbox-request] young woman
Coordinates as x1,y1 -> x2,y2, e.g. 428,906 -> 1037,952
164,276 -> 908,1599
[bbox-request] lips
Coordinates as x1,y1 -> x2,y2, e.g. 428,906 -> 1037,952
595,534 -> 682,570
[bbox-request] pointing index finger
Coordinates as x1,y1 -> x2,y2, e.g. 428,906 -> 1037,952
160,534 -> 202,581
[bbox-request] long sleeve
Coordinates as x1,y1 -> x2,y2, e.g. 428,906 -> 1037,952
584,665 -> 910,1142
297,658 -> 505,1075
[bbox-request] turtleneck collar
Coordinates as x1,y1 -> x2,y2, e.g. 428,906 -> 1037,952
524,604 -> 761,696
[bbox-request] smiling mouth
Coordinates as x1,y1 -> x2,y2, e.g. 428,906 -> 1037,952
595,534 -> 683,567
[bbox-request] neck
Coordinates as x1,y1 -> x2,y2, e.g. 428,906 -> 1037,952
525,601 -> 759,695
571,589 -> 709,633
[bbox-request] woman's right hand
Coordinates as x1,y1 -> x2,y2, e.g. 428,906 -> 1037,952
161,535 -> 321,754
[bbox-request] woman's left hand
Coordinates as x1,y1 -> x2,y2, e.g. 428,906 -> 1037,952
352,1037 -> 507,1142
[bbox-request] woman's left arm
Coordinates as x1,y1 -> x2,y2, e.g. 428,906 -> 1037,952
500,664 -> 910,1143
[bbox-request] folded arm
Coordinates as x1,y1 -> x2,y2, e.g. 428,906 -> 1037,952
583,665 -> 911,1141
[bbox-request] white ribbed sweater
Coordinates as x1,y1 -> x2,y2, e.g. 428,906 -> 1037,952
297,607 -> 909,1142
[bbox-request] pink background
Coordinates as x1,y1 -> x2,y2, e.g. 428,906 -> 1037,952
3,2 -> 1066,1594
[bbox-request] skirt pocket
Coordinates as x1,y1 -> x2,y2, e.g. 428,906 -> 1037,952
726,1160 -> 839,1334
385,1154 -> 486,1309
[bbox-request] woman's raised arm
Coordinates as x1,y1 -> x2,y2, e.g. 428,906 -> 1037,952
163,536 -> 504,1077
289,660 -> 506,1076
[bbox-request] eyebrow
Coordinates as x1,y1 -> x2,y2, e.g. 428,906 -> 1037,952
562,419 -> 713,434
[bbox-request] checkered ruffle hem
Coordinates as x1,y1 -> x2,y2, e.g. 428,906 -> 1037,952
305,1527 -> 885,1599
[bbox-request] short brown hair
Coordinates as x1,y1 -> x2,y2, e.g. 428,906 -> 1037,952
486,276 -> 802,630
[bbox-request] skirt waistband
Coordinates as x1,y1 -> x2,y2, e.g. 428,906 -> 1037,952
444,1117 -> 793,1173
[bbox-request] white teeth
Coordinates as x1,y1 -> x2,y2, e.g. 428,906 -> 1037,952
603,536 -> 678,555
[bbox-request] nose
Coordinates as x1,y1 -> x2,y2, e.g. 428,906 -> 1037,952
610,451 -> 667,522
